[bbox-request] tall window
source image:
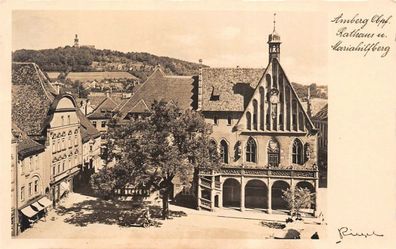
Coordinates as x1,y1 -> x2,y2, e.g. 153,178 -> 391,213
246,138 -> 257,163
246,112 -> 252,130
267,138 -> 280,167
20,186 -> 25,201
292,139 -> 304,165
101,121 -> 106,128
29,182 -> 32,196
259,87 -> 265,130
67,115 -> 70,125
34,179 -> 39,193
61,116 -> 64,126
92,121 -> 97,127
253,99 -> 258,130
220,140 -> 229,164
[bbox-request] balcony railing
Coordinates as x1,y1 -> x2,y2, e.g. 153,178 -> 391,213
199,166 -> 317,179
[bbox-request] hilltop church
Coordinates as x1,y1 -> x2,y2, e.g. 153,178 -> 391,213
116,21 -> 320,215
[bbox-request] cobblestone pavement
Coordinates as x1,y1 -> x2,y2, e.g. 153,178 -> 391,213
18,189 -> 327,240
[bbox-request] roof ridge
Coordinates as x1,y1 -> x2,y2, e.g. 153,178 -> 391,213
33,63 -> 54,101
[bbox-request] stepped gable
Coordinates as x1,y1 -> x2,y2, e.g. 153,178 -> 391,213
12,62 -> 58,138
201,68 -> 265,112
118,68 -> 195,118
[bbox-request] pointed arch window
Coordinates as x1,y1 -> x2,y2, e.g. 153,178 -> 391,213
259,87 -> 265,130
246,112 -> 252,130
292,139 -> 304,165
246,138 -> 257,163
253,100 -> 258,130
220,140 -> 229,164
268,138 -> 280,167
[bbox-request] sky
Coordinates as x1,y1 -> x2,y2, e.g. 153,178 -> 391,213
12,10 -> 328,85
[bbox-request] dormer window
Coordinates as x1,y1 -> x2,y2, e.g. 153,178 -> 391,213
210,86 -> 220,101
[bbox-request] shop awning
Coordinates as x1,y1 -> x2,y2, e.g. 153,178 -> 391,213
31,202 -> 45,212
20,206 -> 37,218
38,197 -> 52,208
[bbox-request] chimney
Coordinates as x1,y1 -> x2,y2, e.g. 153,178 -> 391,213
307,85 -> 312,118
197,59 -> 203,111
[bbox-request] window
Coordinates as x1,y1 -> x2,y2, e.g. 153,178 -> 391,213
68,136 -> 72,148
101,121 -> 106,128
62,162 -> 65,172
253,100 -> 258,130
61,116 -> 64,126
29,182 -> 32,196
90,145 -> 93,152
227,116 -> 232,126
62,138 -> 65,150
246,112 -> 252,130
29,157 -> 33,171
75,135 -> 78,146
292,139 -> 304,165
259,87 -> 265,130
34,180 -> 38,193
52,139 -> 56,153
220,140 -> 229,164
246,138 -> 257,163
92,121 -> 97,127
52,165 -> 55,176
67,115 -> 70,125
267,138 -> 280,167
20,186 -> 25,201
57,163 -> 60,174
213,116 -> 218,125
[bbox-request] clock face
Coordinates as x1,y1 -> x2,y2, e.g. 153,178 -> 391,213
269,89 -> 279,103
270,95 -> 279,104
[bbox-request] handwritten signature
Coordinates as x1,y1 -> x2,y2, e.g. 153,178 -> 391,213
336,227 -> 384,244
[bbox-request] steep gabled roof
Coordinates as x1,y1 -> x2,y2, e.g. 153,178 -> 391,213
76,109 -> 101,142
12,123 -> 45,159
12,62 -> 58,137
313,104 -> 328,121
236,58 -> 316,133
118,68 -> 195,118
201,68 -> 265,112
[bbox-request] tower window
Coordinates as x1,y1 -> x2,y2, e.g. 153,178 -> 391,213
213,116 -> 218,125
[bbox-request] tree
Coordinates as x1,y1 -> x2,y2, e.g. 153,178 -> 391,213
91,100 -> 220,219
282,187 -> 315,220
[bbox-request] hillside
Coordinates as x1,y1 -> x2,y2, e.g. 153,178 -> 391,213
12,47 -> 207,82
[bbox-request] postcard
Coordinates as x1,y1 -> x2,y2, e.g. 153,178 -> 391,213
0,1 -> 395,249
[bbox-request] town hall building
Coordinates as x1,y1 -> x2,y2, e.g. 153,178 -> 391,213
116,22 -> 320,215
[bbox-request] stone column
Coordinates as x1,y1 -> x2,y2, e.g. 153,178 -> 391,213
197,176 -> 201,210
267,180 -> 272,214
314,179 -> 319,217
210,172 -> 215,211
240,176 -> 245,212
218,176 -> 223,208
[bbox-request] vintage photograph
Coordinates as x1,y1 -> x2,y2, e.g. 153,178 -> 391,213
11,10 -> 328,240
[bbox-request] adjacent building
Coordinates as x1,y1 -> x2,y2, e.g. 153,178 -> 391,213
11,62 -> 101,235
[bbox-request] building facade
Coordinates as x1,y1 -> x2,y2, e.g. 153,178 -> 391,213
117,25 -> 321,215
11,62 -> 101,235
195,27 -> 319,214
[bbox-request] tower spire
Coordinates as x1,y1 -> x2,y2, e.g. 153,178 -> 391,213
273,13 -> 276,33
267,13 -> 281,62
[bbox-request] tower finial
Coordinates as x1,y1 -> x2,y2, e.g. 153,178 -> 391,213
273,13 -> 276,32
